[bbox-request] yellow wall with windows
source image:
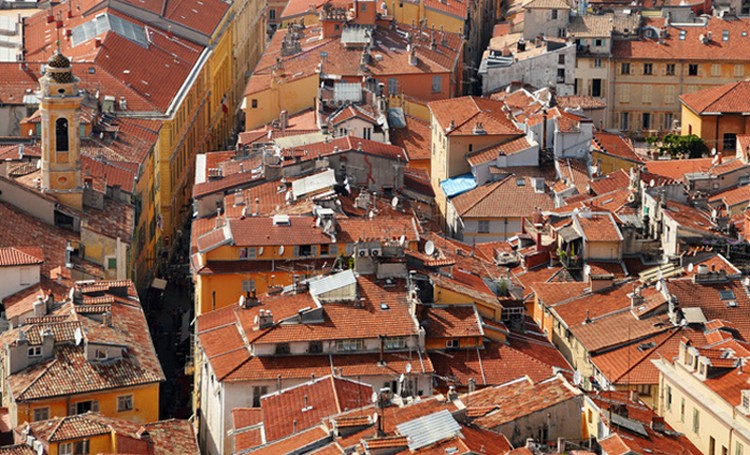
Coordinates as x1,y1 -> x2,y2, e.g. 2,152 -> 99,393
433,286 -> 503,321
49,433 -> 111,455
18,383 -> 159,427
591,150 -> 640,175
425,336 -> 482,351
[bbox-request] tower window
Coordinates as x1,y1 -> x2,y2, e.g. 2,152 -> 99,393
55,118 -> 69,152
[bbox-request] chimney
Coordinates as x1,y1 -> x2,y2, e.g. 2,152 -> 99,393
280,110 -> 289,131
630,283 -> 644,310
408,44 -> 418,66
651,415 -> 666,432
255,309 -> 274,330
589,273 -> 614,293
95,37 -> 102,48
33,295 -> 46,318
102,310 -> 112,327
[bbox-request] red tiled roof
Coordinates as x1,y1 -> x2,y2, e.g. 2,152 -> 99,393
428,96 -> 522,136
116,0 -> 229,36
681,80 -> 750,114
390,115 -> 431,162
708,184 -> 750,208
451,175 -> 554,218
0,247 -> 44,267
248,426 -> 330,455
613,17 -> 750,61
642,158 -> 713,183
589,169 -> 631,196
576,212 -> 622,242
592,132 -> 642,164
466,136 -> 533,167
261,375 -> 372,442
422,305 -> 483,339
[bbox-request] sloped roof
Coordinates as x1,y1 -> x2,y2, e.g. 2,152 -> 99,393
451,175 -> 554,218
429,96 -> 522,136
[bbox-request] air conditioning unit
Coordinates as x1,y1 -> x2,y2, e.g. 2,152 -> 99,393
370,247 -> 382,257
358,249 -> 369,257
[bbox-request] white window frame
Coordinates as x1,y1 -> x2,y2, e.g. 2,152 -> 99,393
117,394 -> 134,412
28,346 -> 42,357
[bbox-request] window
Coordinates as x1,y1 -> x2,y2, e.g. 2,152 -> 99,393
664,85 -> 675,104
557,68 -> 565,83
240,247 -> 256,259
636,384 -> 652,396
642,112 -> 651,130
72,400 -> 99,415
56,118 -> 69,152
251,99 -> 258,108
384,337 -> 406,350
478,220 -> 490,233
95,349 -> 107,360
642,85 -> 652,103
117,395 -> 133,412
620,112 -> 629,130
106,256 -> 117,270
336,339 -> 364,352
712,64 -> 721,77
665,112 -> 674,130
665,385 -> 672,411
388,77 -> 398,94
666,63 -> 676,76
363,127 -> 372,140
28,346 -> 42,357
308,340 -> 323,353
558,54 -> 565,64
619,85 -> 630,102
692,408 -> 700,433
737,442 -> 744,455
275,343 -> 290,354
591,79 -> 602,97
551,9 -> 558,19
431,75 -> 442,93
242,280 -> 256,292
594,58 -> 602,68
644,63 -> 653,75
329,244 -> 338,256
594,38 -> 604,47
33,407 -> 49,422
735,64 -> 745,77
59,442 -> 88,455
621,62 -> 630,74
360,2 -> 366,10
724,133 -> 737,150
252,386 -> 268,407
268,8 -> 276,20
446,339 -> 459,349
689,64 -> 699,76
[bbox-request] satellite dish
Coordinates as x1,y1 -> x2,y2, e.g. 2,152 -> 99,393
399,373 -> 405,383
424,240 -> 435,256
399,235 -> 406,246
278,245 -> 285,256
258,247 -> 264,256
649,179 -> 655,188
391,196 -> 399,209
687,263 -> 694,272
372,412 -> 379,423
712,147 -> 718,156
405,362 -> 412,374
655,281 -> 662,291
74,327 -> 83,346
371,391 -> 378,403
369,211 -> 375,220
573,370 -> 582,386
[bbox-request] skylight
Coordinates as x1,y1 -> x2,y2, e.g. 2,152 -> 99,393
71,13 -> 148,48
719,289 -> 736,301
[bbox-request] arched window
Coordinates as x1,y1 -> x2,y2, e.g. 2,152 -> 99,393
55,118 -> 69,152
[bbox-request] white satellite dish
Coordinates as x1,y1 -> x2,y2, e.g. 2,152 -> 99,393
258,247 -> 264,256
424,240 -> 435,256
649,179 -> 655,188
371,391 -> 378,403
391,196 -> 399,209
687,263 -> 694,272
399,235 -> 406,246
74,327 -> 83,346
655,281 -> 662,292
405,362 -> 412,374
372,412 -> 379,423
712,147 -> 718,156
278,245 -> 285,256
573,370 -> 582,386
369,211 -> 375,220
399,373 -> 405,383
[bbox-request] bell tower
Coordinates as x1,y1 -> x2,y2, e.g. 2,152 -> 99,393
39,51 -> 83,211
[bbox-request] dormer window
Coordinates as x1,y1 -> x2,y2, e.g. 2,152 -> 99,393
95,348 -> 107,360
28,346 -> 42,357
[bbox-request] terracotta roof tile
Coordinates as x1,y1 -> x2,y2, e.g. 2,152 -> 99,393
390,115 -> 431,162
428,96 -> 522,136
681,80 -> 750,114
261,375 -> 372,442
576,212 -> 622,242
422,305 -> 483,339
450,175 -> 554,218
241,425 -> 330,455
0,247 -> 44,267
466,136 -> 533,167
592,133 -> 642,164
708,184 -> 750,208
589,170 -> 632,196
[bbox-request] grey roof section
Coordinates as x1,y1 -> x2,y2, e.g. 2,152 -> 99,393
308,269 -> 357,297
273,132 -> 327,149
292,168 -> 336,199
558,225 -> 582,243
682,307 -> 708,324
71,13 -> 148,48
341,26 -> 372,46
396,409 -> 461,451
609,412 -> 648,438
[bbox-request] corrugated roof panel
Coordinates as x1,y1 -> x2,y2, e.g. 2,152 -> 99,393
308,269 -> 357,297
292,168 -> 336,199
396,409 -> 460,450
